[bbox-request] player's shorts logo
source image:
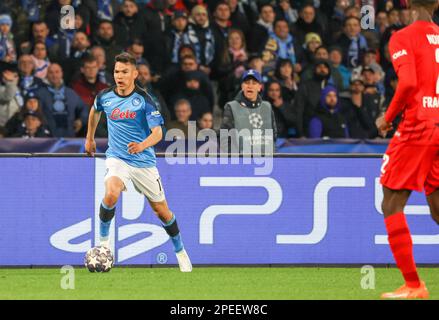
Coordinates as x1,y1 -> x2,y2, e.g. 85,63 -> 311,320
132,98 -> 141,106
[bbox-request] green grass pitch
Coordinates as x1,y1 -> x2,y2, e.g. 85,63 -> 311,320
0,267 -> 438,300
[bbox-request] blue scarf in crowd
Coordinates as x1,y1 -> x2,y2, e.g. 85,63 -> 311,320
97,0 -> 113,21
270,32 -> 297,65
183,24 -> 215,66
348,34 -> 368,68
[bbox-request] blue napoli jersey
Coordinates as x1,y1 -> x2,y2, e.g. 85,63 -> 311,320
94,85 -> 164,168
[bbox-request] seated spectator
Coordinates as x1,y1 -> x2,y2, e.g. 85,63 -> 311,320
247,53 -> 270,83
309,85 -> 348,139
262,19 -> 303,74
92,20 -> 124,74
31,41 -> 51,81
170,71 -> 211,121
247,3 -> 275,54
0,69 -> 19,128
4,92 -> 44,137
12,110 -> 51,138
36,63 -> 88,137
126,38 -> 148,65
71,55 -> 109,137
113,0 -> 146,48
17,54 -> 44,106
274,0 -> 299,25
271,58 -> 298,103
166,99 -> 192,139
290,4 -> 324,49
0,14 -> 16,63
20,21 -> 58,61
62,31 -> 92,85
335,16 -> 368,69
329,46 -> 351,91
264,80 -> 295,138
302,32 -> 322,66
167,10 -> 189,66
90,45 -> 114,86
197,111 -> 214,131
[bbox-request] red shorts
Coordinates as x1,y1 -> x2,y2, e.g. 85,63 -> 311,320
380,137 -> 439,195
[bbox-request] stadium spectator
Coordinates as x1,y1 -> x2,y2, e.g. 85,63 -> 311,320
264,80 -> 295,138
77,0 -> 121,35
329,46 -> 351,91
211,1 -> 233,79
170,70 -> 211,121
20,21 -> 58,61
142,0 -> 172,75
183,5 -> 215,75
225,0 -> 251,37
17,54 -> 44,104
0,14 -> 16,63
336,16 -> 368,69
271,58 -> 298,103
12,110 -> 51,138
4,92 -> 44,137
36,63 -> 88,137
31,41 -> 51,81
293,59 -> 333,137
0,69 -> 19,128
166,99 -> 192,138
126,39 -> 148,65
215,28 -> 248,108
90,45 -> 114,86
302,32 -> 322,66
197,111 -> 214,131
62,31 -> 92,84
274,0 -> 299,25
221,69 -> 277,153
262,19 -> 303,73
167,10 -> 189,65
248,3 -> 275,54
92,20 -> 123,74
290,4 -> 324,49
309,85 -> 348,139
113,0 -> 146,48
327,0 -> 350,43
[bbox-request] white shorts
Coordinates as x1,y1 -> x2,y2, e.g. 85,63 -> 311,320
104,157 -> 166,202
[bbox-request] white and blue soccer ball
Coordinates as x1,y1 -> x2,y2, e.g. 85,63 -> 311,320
84,246 -> 114,272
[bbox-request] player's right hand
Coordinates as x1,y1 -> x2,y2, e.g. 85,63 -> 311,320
85,139 -> 96,157
375,115 -> 393,138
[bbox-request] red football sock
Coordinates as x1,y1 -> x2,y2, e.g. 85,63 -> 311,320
385,212 -> 420,288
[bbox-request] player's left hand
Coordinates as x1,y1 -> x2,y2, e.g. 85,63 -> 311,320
128,141 -> 146,154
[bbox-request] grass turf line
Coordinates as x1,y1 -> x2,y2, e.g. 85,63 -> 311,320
0,267 -> 437,300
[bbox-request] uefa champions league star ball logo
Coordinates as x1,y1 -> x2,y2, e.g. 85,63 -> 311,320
249,113 -> 263,129
132,98 -> 141,106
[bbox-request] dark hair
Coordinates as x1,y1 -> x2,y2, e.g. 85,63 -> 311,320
274,58 -> 293,80
98,19 -> 113,27
115,52 -> 137,66
81,54 -> 97,67
343,16 -> 361,26
128,38 -> 144,48
273,18 -> 289,28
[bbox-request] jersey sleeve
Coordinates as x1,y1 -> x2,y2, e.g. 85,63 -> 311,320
93,94 -> 104,112
385,32 -> 417,123
144,96 -> 164,129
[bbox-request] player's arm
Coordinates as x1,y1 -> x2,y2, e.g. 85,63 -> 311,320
128,126 -> 163,154
85,97 -> 103,156
376,34 -> 417,137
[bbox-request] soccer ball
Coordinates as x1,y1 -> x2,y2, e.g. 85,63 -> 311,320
84,246 -> 114,272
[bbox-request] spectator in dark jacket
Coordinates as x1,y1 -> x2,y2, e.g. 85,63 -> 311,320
17,54 -> 44,107
92,20 -> 124,74
265,80 -> 295,138
12,110 -> 51,138
36,63 -> 88,137
335,16 -> 368,69
247,3 -> 275,54
309,85 -> 348,139
290,4 -> 324,49
113,0 -> 146,48
293,59 -> 333,137
166,10 -> 189,66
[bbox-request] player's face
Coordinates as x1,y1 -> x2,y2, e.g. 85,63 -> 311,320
114,62 -> 138,90
241,78 -> 262,101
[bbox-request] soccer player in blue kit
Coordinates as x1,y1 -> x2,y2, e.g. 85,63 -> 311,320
85,52 -> 192,272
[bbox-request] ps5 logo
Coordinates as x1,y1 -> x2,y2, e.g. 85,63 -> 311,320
49,159 -> 169,262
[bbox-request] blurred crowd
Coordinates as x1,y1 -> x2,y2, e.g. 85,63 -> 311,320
0,0 -> 436,139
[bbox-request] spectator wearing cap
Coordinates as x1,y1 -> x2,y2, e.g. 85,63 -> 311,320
262,19 -> 303,74
0,68 -> 20,128
4,92 -> 44,137
335,16 -> 368,69
302,32 -> 322,66
248,4 -> 275,54
142,0 -> 172,76
170,70 -> 211,121
309,85 -> 348,139
166,10 -> 189,65
290,4 -> 324,51
293,59 -> 333,137
221,69 -> 277,153
36,63 -> 88,137
17,54 -> 45,105
0,14 -> 16,63
183,4 -> 216,75
12,110 -> 51,138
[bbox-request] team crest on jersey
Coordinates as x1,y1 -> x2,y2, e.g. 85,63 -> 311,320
132,97 -> 141,106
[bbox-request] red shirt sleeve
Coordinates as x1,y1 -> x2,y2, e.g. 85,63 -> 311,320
385,32 -> 418,123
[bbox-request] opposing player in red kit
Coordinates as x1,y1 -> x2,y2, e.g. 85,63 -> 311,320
376,0 -> 439,299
